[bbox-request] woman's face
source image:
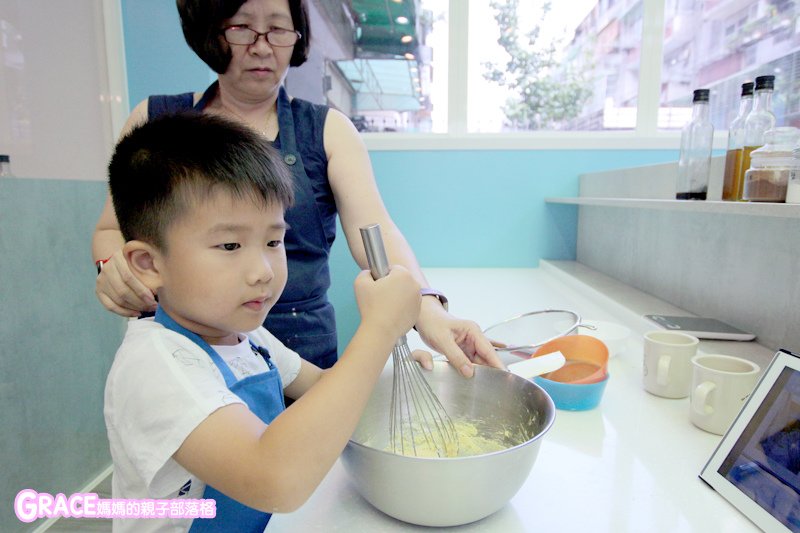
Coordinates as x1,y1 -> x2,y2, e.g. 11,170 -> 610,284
219,0 -> 296,102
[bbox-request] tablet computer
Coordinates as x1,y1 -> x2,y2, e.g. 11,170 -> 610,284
700,349 -> 800,532
645,315 -> 756,341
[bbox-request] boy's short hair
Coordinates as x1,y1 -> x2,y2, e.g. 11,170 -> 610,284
176,0 -> 311,74
109,112 -> 294,250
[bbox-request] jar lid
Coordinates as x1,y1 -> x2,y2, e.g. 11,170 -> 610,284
749,153 -> 797,169
753,127 -> 800,152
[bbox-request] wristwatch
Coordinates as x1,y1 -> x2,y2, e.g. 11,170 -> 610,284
420,288 -> 448,311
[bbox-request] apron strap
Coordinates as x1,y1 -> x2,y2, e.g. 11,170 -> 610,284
194,82 -> 219,111
153,307 -> 239,388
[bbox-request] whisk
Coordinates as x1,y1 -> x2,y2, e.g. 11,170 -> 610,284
360,223 -> 459,458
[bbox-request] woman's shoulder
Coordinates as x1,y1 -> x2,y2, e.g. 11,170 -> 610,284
289,94 -> 330,123
146,90 -> 204,120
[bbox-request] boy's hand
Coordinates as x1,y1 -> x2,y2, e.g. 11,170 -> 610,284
354,266 -> 421,340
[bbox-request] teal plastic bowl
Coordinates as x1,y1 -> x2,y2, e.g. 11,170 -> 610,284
533,373 -> 610,411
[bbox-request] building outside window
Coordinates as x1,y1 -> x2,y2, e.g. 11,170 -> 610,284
307,0 -> 797,135
659,0 -> 799,130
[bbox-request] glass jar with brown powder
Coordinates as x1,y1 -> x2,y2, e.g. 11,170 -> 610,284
742,127 -> 800,202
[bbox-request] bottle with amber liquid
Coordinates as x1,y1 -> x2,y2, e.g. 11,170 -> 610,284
742,75 -> 776,190
721,82 -> 754,201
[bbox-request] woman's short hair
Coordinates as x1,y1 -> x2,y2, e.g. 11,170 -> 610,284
176,0 -> 311,74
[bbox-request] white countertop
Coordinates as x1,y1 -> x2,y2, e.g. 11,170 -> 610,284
268,263 -> 776,532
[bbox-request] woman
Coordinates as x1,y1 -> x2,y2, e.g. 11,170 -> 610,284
93,0 -> 501,375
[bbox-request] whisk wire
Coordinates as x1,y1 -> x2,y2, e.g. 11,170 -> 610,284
359,223 -> 458,458
390,337 -> 458,457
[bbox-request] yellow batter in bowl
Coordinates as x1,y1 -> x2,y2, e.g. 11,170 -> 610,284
384,418 -> 530,458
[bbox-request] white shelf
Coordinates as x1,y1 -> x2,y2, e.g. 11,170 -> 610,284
545,196 -> 800,219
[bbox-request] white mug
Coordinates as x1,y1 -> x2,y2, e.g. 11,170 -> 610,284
642,330 -> 699,398
690,354 -> 760,435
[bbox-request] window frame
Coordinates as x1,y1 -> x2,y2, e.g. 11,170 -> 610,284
362,0 -> 732,151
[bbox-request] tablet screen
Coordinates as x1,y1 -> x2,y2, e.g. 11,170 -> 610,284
717,367 -> 800,530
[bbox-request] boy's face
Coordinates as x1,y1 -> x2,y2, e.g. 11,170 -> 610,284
153,189 -> 288,345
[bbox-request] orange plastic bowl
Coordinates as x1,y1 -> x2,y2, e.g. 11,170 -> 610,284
533,335 -> 609,384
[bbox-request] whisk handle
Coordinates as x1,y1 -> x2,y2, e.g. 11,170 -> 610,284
361,223 -> 408,349
360,223 -> 390,281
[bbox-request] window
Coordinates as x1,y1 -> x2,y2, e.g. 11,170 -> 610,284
315,0 -> 798,139
321,0 -> 447,133
467,0 -> 642,132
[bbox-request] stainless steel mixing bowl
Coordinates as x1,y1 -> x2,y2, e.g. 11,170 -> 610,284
342,361 -> 556,527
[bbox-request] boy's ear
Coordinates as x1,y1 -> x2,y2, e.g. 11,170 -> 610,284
122,240 -> 164,292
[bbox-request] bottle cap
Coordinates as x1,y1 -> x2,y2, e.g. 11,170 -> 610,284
0,154 -> 9,163
692,89 -> 710,102
741,82 -> 755,96
755,75 -> 775,90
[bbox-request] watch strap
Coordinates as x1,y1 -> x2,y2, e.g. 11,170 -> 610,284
420,288 -> 448,311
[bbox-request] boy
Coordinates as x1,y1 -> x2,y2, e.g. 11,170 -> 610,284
104,113 -> 421,532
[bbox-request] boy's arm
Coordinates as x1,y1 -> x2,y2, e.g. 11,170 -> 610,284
282,359 -> 323,400
172,268 -> 421,513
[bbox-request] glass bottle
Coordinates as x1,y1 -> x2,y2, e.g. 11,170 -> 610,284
721,82 -> 754,201
742,75 -> 776,184
0,154 -> 12,177
676,89 -> 714,200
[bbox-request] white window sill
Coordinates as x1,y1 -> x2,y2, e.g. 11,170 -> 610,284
361,131 -> 727,151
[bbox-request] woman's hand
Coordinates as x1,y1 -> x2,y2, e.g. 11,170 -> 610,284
414,298 -> 505,378
95,250 -> 157,317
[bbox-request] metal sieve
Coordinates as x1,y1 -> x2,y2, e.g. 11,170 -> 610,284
483,309 -> 582,357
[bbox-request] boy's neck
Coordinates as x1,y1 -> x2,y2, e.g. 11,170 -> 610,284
158,304 -> 241,346
204,333 -> 243,347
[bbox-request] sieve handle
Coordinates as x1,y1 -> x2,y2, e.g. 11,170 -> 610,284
360,223 -> 390,280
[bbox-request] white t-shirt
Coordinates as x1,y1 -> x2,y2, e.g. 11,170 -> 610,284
104,318 -> 301,533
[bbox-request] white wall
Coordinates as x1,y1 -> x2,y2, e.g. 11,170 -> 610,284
0,0 -> 126,180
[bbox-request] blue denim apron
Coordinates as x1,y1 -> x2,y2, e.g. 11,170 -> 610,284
148,85 -> 338,369
153,308 -> 285,532
265,87 -> 337,369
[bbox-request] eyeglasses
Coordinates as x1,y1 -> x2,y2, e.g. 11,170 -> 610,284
222,26 -> 301,47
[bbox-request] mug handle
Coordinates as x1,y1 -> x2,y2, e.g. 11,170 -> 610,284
692,381 -> 716,415
657,355 -> 670,387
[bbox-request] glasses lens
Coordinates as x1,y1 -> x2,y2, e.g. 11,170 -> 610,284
224,27 -> 256,45
267,29 -> 299,47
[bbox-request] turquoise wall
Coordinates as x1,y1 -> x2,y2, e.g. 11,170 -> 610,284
121,0 -> 214,108
0,178 -> 126,532
327,149 -> 678,347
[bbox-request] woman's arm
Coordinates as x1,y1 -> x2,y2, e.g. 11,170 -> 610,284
92,100 -> 158,316
323,110 -> 503,375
